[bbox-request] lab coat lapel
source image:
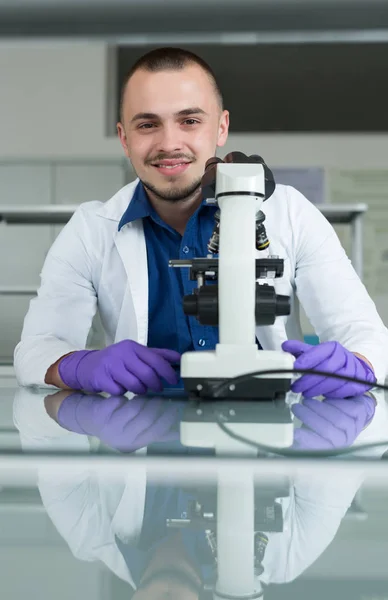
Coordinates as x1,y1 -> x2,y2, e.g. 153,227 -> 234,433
114,220 -> 149,345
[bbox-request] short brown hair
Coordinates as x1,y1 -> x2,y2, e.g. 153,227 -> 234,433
119,46 -> 223,120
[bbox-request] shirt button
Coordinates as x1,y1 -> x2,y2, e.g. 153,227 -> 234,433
198,339 -> 206,347
182,246 -> 190,254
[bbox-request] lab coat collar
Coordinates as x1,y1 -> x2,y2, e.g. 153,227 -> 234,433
95,179 -> 140,223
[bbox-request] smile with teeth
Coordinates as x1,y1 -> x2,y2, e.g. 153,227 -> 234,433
151,161 -> 191,175
154,163 -> 189,168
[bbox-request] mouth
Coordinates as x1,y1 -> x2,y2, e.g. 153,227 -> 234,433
151,161 -> 191,176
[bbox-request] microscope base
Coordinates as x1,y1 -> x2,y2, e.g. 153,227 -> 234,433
181,397 -> 294,449
181,346 -> 295,400
181,418 -> 293,450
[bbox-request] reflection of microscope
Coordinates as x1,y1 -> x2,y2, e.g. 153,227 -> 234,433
173,399 -> 290,600
170,151 -> 294,404
166,473 -> 288,600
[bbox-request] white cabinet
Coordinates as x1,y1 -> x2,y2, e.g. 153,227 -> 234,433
52,160 -> 127,239
0,164 -> 52,206
54,161 -> 126,205
0,164 -> 53,286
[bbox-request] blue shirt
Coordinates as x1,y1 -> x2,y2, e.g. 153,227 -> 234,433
119,182 -> 220,355
116,481 -> 216,590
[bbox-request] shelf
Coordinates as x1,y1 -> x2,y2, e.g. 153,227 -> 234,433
318,204 -> 368,224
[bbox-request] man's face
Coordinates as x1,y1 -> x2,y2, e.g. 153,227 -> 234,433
117,64 -> 229,203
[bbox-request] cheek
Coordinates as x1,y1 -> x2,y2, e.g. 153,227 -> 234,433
126,137 -> 150,166
191,127 -> 219,154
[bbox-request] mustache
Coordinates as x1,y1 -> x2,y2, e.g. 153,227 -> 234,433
146,153 -> 195,164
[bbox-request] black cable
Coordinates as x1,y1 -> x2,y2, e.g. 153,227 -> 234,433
212,367 -> 388,398
210,367 -> 388,456
216,419 -> 388,458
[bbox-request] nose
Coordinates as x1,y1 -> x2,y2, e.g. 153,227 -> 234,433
156,123 -> 183,154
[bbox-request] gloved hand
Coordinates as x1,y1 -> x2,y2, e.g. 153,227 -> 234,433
58,340 -> 181,395
56,393 -> 181,452
292,394 -> 376,450
282,340 -> 376,398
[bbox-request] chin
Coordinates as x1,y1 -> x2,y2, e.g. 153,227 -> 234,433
143,175 -> 202,203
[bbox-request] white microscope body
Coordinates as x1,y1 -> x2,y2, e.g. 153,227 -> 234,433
180,159 -> 294,402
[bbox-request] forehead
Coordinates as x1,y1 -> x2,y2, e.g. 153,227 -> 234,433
122,64 -> 218,118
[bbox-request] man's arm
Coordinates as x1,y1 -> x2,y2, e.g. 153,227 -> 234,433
262,470 -> 365,584
288,186 -> 388,383
14,205 -> 99,388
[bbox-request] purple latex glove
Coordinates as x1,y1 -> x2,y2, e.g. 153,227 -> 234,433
58,340 -> 181,395
56,393 -> 181,452
292,395 -> 376,450
282,340 -> 376,398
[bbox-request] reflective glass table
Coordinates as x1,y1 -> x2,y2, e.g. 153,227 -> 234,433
2,372 -> 388,600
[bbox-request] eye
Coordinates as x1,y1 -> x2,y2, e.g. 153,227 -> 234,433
138,123 -> 156,129
183,119 -> 200,126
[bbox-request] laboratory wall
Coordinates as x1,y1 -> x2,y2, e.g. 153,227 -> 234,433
1,41 -> 388,361
4,42 -> 388,165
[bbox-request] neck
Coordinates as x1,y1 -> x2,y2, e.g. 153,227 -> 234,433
146,188 -> 202,235
140,532 -> 202,588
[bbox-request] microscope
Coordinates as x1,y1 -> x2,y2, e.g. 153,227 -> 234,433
168,152 -> 295,599
169,151 -> 294,404
170,151 -> 295,448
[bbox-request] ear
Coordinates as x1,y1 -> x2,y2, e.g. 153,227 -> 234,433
117,122 -> 130,158
217,110 -> 229,148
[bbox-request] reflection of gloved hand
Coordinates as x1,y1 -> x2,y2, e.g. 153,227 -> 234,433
58,340 -> 181,395
282,340 -> 376,398
292,395 -> 376,450
55,393 -> 181,452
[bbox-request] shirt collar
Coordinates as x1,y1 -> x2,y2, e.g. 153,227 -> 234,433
118,181 -> 155,231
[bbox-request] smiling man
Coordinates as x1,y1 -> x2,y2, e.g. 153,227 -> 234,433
14,47 -> 388,397
117,52 -> 228,235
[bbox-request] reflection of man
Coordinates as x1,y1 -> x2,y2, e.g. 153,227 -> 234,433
13,386 -> 388,595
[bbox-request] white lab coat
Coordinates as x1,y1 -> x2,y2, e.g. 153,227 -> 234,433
13,386 -> 388,588
14,180 -> 388,387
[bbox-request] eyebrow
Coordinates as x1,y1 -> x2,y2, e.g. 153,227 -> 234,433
130,107 -> 207,123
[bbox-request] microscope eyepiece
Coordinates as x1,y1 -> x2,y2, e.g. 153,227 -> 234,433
205,156 -> 223,170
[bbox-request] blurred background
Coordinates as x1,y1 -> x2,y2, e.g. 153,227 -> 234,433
2,0 -> 388,361
3,1 -> 388,598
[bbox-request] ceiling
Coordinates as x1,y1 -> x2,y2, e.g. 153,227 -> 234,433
2,0 -> 388,39
0,0 -> 378,7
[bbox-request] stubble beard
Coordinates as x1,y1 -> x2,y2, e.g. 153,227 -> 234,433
141,176 -> 203,204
